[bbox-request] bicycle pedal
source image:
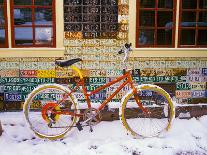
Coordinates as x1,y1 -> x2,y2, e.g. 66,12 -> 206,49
76,122 -> 83,131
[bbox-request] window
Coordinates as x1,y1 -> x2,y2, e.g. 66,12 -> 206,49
136,0 -> 176,47
179,0 -> 207,47
0,0 -> 8,48
10,0 -> 56,47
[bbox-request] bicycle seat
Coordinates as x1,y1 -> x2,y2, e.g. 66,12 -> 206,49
55,58 -> 82,67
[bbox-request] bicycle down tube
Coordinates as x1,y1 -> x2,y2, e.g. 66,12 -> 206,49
57,70 -> 148,115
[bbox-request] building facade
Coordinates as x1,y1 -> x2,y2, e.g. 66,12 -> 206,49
0,0 -> 207,111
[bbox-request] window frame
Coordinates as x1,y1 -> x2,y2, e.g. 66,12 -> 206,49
0,0 -> 8,48
136,0 -> 177,48
10,0 -> 56,48
178,0 -> 207,48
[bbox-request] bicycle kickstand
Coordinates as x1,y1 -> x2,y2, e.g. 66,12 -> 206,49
76,121 -> 83,131
89,120 -> 93,132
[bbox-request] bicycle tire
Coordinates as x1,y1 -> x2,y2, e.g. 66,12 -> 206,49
23,84 -> 79,140
120,84 -> 175,138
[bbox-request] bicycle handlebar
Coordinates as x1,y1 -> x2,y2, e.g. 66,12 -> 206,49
118,43 -> 132,63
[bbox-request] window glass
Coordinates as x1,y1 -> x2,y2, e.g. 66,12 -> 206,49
35,27 -> 53,45
13,0 -> 32,5
157,29 -> 172,45
15,27 -> 33,45
0,26 -> 5,45
140,0 -> 155,8
181,11 -> 196,23
138,29 -> 154,45
157,11 -> 173,27
0,8 -> 5,25
180,29 -> 195,45
200,0 -> 207,9
35,0 -> 52,6
139,11 -> 155,26
199,12 -> 207,27
0,0 -> 8,48
35,8 -> 52,25
158,0 -> 173,9
198,30 -> 207,45
182,0 -> 197,9
14,8 -> 32,25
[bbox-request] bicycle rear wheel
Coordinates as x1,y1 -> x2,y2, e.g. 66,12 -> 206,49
120,84 -> 175,138
23,84 -> 79,140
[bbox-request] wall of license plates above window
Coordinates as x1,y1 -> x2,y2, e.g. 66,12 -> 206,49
0,0 -> 207,110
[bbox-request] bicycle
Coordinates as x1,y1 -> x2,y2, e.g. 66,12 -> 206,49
23,43 -> 175,140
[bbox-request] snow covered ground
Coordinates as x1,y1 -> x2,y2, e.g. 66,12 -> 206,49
0,112 -> 207,155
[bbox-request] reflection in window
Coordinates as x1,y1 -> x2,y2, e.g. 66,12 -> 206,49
138,29 -> 154,45
13,0 -> 32,5
0,27 -> 6,45
0,0 -> 8,48
137,0 -> 175,47
14,8 -> 32,25
11,0 -> 55,47
179,0 -> 207,47
35,0 -> 52,6
15,27 -> 33,45
35,27 -> 52,45
35,8 -> 52,25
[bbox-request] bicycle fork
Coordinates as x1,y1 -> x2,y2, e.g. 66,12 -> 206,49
130,84 -> 150,115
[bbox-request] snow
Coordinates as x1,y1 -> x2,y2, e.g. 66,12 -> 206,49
0,112 -> 207,155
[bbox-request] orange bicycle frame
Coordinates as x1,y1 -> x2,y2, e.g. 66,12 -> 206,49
56,70 -> 148,116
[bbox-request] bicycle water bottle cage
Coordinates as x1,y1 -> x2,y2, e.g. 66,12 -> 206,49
55,58 -> 82,67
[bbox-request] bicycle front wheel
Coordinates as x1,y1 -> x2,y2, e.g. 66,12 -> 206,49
23,84 -> 79,140
120,84 -> 175,138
